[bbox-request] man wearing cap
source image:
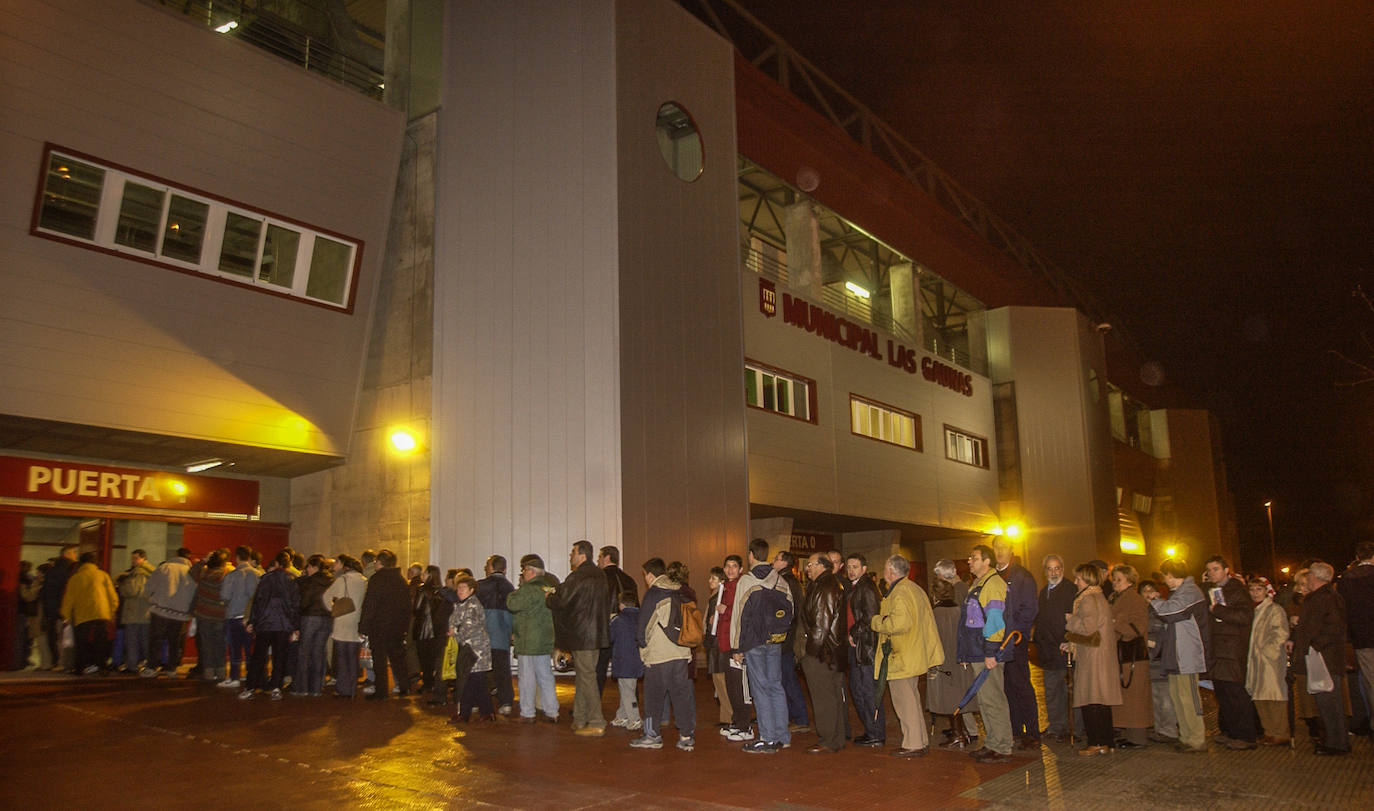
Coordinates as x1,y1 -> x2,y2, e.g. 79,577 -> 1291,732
508,554 -> 560,722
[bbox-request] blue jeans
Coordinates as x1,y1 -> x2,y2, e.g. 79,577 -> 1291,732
745,643 -> 789,745
518,654 -> 559,718
780,649 -> 809,725
227,618 -> 252,680
297,615 -> 331,694
124,623 -> 149,671
848,648 -> 885,740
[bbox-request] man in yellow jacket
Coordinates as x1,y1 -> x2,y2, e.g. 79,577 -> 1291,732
59,552 -> 119,675
871,554 -> 944,756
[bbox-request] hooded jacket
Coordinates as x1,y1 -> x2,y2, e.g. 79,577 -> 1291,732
248,567 -> 300,633
1152,576 -> 1210,675
728,563 -> 793,653
508,572 -> 558,656
60,562 -> 119,625
117,559 -> 156,624
477,572 -> 515,651
638,575 -> 693,666
146,555 -> 195,622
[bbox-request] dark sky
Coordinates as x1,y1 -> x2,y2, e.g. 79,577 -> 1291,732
732,0 -> 1374,570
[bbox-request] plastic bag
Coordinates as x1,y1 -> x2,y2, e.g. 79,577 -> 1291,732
60,622 -> 75,649
1306,646 -> 1334,694
441,637 -> 459,681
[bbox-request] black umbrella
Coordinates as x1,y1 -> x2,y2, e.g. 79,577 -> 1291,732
951,630 -> 1022,723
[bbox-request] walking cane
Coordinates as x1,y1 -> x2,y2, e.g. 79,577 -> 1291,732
1065,646 -> 1076,748
1285,653 -> 1296,751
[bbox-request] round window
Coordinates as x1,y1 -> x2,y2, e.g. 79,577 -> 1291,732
655,102 -> 704,182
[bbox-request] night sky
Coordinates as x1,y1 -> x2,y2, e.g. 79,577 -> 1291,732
732,0 -> 1374,571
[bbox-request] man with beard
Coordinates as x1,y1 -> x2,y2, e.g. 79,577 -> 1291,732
799,553 -> 847,753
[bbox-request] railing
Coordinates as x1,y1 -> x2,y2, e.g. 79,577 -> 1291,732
683,0 -> 1136,359
152,0 -> 384,101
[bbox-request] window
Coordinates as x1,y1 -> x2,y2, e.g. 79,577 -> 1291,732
944,425 -> 989,468
850,395 -> 921,451
31,145 -> 362,312
745,361 -> 815,423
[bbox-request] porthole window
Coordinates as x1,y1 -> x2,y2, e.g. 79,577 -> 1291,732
655,101 -> 704,182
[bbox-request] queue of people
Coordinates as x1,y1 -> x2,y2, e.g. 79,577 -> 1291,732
13,536 -> 1374,762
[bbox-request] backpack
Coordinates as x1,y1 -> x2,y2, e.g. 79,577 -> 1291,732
660,594 -> 705,649
737,578 -> 793,652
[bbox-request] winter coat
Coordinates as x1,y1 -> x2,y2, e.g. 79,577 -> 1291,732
638,576 -> 693,666
1246,597 -> 1289,701
358,567 -> 411,642
547,560 -> 610,651
957,570 -> 1008,662
802,571 -> 846,669
609,608 -> 644,678
1152,576 -> 1209,675
323,570 -> 367,643
117,560 -> 156,624
1109,587 -> 1152,728
1205,576 -> 1253,682
476,573 -> 515,651
449,594 -> 492,673
927,597 -> 978,715
846,573 -> 881,666
1337,562 -> 1374,648
1145,602 -> 1169,682
870,577 -> 943,681
704,586 -> 730,673
729,563 -> 794,653
715,577 -> 740,654
602,564 -> 638,619
146,555 -> 196,622
412,581 -> 445,642
248,568 -> 300,633
220,564 -> 261,619
1065,585 -> 1121,707
1291,582 -> 1346,677
192,567 -> 230,621
1035,579 -> 1077,669
998,561 -> 1039,660
59,562 -> 118,625
297,569 -> 334,619
507,573 -> 558,656
40,556 -> 75,618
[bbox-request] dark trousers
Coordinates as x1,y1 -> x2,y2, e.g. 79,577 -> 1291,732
489,648 -> 514,707
1214,679 -> 1258,742
333,640 -> 361,697
643,659 -> 695,738
74,620 -> 110,672
459,670 -> 494,718
148,614 -> 185,673
296,616 -> 330,694
801,656 -> 846,750
415,636 -> 444,688
1315,674 -> 1350,751
1005,644 -> 1039,739
247,630 -> 291,691
848,648 -> 886,740
724,663 -> 750,729
1082,703 -> 1114,747
227,618 -> 251,680
371,635 -> 409,695
595,646 -> 612,696
780,649 -> 809,725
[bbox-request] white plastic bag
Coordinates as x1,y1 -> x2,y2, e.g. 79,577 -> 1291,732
1305,646 -> 1334,694
60,622 -> 75,650
187,617 -> 198,638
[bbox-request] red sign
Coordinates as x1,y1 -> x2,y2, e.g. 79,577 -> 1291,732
0,455 -> 259,515
761,279 -> 974,397
789,532 -> 836,555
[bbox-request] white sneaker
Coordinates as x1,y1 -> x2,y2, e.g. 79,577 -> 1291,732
726,727 -> 755,742
238,689 -> 254,700
610,717 -> 629,728
497,704 -> 512,716
362,684 -> 377,696
82,665 -> 99,675
140,668 -> 158,678
270,688 -> 283,701
218,679 -> 240,689
627,719 -> 643,732
718,725 -> 734,737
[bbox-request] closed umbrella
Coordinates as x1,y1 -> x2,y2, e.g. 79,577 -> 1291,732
951,630 -> 1022,723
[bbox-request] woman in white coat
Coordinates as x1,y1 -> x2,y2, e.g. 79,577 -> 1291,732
1245,576 -> 1290,745
323,554 -> 367,698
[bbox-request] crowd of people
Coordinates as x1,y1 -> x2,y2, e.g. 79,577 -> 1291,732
12,535 -> 1374,760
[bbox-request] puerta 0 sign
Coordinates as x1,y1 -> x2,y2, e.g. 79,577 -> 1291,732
759,278 -> 973,397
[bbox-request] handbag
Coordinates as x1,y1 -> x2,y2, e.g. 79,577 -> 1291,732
331,577 -> 356,618
1064,630 -> 1101,647
1305,646 -> 1334,694
1117,623 -> 1148,663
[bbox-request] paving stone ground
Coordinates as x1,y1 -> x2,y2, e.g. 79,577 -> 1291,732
1,668 -> 1369,809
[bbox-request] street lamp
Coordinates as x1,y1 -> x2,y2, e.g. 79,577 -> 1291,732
1263,500 -> 1275,575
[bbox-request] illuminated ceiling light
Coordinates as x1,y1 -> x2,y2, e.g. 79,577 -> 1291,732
185,459 -> 224,473
214,20 -> 239,33
389,429 -> 419,453
170,222 -> 180,231
1119,538 -> 1144,555
844,281 -> 871,299
1003,523 -> 1022,539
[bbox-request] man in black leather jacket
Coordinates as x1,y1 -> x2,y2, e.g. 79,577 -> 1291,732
800,554 -> 847,752
595,545 -> 638,697
845,553 -> 884,746
358,549 -> 412,700
547,540 -> 610,735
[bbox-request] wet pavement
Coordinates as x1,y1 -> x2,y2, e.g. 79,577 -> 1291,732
1,668 -> 1370,809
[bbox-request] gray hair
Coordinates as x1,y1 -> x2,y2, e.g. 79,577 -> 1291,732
1309,561 -> 1335,583
932,559 -> 958,582
886,555 -> 910,577
1042,554 -> 1063,570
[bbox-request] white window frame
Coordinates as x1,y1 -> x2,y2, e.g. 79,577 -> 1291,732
745,361 -> 814,423
944,425 -> 989,468
849,394 -> 921,451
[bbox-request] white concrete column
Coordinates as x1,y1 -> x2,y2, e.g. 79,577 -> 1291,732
889,261 -> 918,341
784,201 -> 822,300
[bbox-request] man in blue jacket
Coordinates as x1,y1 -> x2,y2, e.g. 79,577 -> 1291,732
994,538 -> 1039,749
478,555 -> 516,714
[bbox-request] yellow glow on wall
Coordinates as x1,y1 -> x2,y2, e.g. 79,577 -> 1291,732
168,480 -> 188,496
389,429 -> 419,453
1165,545 -> 1178,558
1003,523 -> 1022,539
1119,538 -> 1144,555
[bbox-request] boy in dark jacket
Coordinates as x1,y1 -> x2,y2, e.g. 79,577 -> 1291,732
609,591 -> 644,731
239,550 -> 300,701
